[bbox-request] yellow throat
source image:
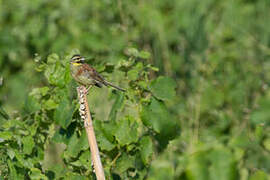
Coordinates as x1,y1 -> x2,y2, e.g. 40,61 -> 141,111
71,62 -> 82,66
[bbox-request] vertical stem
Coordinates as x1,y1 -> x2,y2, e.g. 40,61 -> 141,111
77,86 -> 105,180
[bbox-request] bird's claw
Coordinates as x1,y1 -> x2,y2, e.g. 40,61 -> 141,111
84,86 -> 92,95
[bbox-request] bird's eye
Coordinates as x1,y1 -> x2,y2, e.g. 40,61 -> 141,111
71,54 -> 82,61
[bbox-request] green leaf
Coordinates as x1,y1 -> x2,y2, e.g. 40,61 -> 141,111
263,138 -> 270,151
7,149 -> 15,159
43,99 -> 58,110
96,132 -> 115,151
125,48 -> 140,57
229,133 -> 252,148
186,151 -> 209,180
150,76 -> 176,101
24,95 -> 41,113
54,97 -> 74,128
47,53 -> 59,64
115,116 -> 138,146
66,131 -> 88,157
29,168 -> 47,180
79,151 -> 91,166
108,93 -> 124,121
64,64 -> 72,84
66,133 -> 80,157
0,131 -> 13,141
44,57 -> 66,87
148,160 -> 174,180
140,136 -> 153,165
249,170 -> 268,180
8,159 -> 17,179
94,120 -> 116,151
14,150 -> 33,168
139,51 -> 151,59
201,83 -> 225,112
250,98 -> 270,126
22,136 -> 35,155
65,173 -> 87,180
47,164 -> 67,179
115,153 -> 135,174
40,86 -> 50,96
141,97 -> 172,133
0,107 -> 9,120
127,69 -> 139,81
208,148 -> 237,180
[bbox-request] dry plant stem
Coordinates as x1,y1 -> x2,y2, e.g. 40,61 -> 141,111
77,86 -> 105,180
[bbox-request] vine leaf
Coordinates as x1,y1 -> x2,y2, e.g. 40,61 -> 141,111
150,76 -> 176,101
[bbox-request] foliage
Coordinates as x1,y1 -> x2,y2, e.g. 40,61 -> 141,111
0,51 -> 178,179
1,0 -> 270,179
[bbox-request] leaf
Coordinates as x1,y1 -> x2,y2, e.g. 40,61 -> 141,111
47,53 -> 59,64
65,173 -> 87,180
94,121 -> 116,151
29,168 -> 48,180
47,164 -> 67,179
66,131 -> 88,157
79,151 -> 91,166
115,116 -> 138,146
125,48 -> 140,57
14,149 -> 33,168
108,93 -> 124,121
43,99 -> 58,110
22,136 -> 35,155
201,83 -> 225,112
7,148 -> 15,159
150,76 -> 176,101
139,51 -> 151,59
127,69 -> 139,81
229,133 -> 252,148
0,131 -> 13,141
148,160 -> 174,180
96,132 -> 115,151
54,97 -> 74,128
40,87 -> 50,96
141,97 -> 173,133
186,151 -> 209,180
115,153 -> 135,174
0,107 -> 9,120
263,138 -> 270,151
44,56 -> 66,87
24,95 -> 41,113
250,98 -> 270,126
249,170 -> 268,180
8,159 -> 17,179
208,148 -> 237,180
140,136 -> 153,165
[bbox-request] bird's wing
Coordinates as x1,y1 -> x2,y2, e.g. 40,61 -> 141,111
82,64 -> 105,83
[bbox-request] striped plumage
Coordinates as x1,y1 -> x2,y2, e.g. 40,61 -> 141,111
70,54 -> 125,92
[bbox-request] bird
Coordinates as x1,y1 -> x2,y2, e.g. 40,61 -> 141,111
70,54 -> 125,92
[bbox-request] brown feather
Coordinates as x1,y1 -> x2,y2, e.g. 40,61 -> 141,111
76,66 -> 84,76
81,64 -> 105,83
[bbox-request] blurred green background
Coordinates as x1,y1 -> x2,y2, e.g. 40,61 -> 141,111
1,0 -> 270,179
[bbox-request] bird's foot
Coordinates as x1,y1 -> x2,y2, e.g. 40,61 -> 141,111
84,85 -> 92,95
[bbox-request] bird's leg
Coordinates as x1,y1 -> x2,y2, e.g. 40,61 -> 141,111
85,85 -> 93,95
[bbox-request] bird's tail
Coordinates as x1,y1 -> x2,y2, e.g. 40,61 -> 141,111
104,81 -> 126,92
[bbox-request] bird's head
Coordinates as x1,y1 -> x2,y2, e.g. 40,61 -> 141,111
70,54 -> 85,66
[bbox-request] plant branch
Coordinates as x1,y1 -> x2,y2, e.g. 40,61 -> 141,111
77,86 -> 105,180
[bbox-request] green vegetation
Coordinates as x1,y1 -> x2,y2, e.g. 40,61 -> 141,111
1,0 -> 270,179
